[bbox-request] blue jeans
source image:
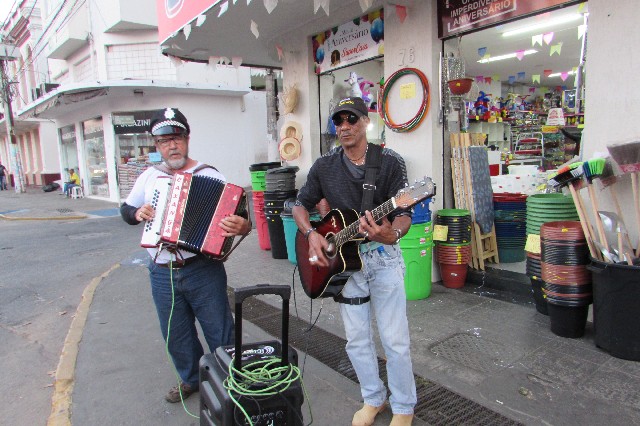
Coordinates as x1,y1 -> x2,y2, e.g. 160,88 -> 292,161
339,244 -> 417,415
148,257 -> 234,388
0,175 -> 6,190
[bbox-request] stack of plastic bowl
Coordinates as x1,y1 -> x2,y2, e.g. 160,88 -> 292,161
249,162 -> 281,250
526,193 -> 579,235
541,221 -> 593,338
280,199 -> 320,265
399,215 -> 434,301
264,166 -> 298,259
434,209 -> 472,289
526,251 -> 547,315
493,193 -> 528,262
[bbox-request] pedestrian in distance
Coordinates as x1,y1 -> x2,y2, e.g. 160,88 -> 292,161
0,161 -> 8,190
119,107 -> 251,403
293,97 -> 417,426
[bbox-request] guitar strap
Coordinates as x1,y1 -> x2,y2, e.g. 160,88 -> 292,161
360,143 -> 382,215
333,143 -> 381,306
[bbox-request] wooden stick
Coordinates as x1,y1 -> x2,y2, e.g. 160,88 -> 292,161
568,183 -> 601,260
607,183 -> 635,250
587,183 -> 608,248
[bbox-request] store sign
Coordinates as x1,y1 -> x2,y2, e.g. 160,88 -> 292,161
113,111 -> 156,135
83,118 -> 104,138
312,8 -> 384,74
438,0 -> 575,38
60,125 -> 76,143
156,0 -> 221,44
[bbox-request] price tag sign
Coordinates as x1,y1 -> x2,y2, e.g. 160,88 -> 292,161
525,234 -> 541,254
433,225 -> 448,242
400,82 -> 416,99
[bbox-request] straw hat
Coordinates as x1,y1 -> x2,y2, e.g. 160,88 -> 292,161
279,137 -> 301,161
280,120 -> 303,141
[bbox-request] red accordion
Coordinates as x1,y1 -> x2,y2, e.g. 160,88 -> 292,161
141,172 -> 247,260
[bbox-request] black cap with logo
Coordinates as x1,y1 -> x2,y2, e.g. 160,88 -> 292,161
149,108 -> 190,136
331,97 -> 369,120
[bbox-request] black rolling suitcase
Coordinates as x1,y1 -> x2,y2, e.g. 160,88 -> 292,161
199,284 -> 304,426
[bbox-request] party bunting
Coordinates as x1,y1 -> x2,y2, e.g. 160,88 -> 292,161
540,87 -> 548,94
196,15 -> 206,27
265,0 -> 278,14
515,50 -> 525,61
532,74 -> 541,84
578,24 -> 586,39
232,57 -> 243,68
531,34 -> 543,47
517,72 -> 526,80
529,87 -> 536,93
550,42 -> 563,56
250,20 -> 259,38
508,76 -> 516,84
183,24 -> 192,39
321,0 -> 330,15
247,0 -> 252,4
218,1 -> 229,16
543,69 -> 552,77
475,76 -> 484,83
276,44 -> 283,60
396,5 -> 408,23
555,86 -> 562,91
562,85 -> 567,90
208,56 -> 218,66
578,2 -> 586,13
478,47 -> 487,57
485,77 -> 492,84
543,32 -> 554,45
483,53 -> 491,60
492,74 -> 500,82
560,72 -> 569,81
572,66 -> 578,73
359,0 -> 374,12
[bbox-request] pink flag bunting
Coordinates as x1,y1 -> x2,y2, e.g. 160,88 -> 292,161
515,50 -> 525,61
475,76 -> 484,83
529,87 -> 536,93
543,32 -> 554,45
396,5 -> 407,23
560,72 -> 569,81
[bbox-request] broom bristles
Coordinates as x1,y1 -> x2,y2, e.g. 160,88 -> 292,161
599,157 -> 620,188
607,140 -> 640,171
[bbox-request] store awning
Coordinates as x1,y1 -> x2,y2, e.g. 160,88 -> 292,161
158,0 -> 394,66
16,79 -> 249,120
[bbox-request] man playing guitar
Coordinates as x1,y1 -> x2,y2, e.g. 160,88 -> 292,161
293,97 -> 416,426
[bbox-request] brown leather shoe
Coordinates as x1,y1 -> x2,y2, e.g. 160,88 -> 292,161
389,413 -> 413,426
165,383 -> 195,403
352,403 -> 387,426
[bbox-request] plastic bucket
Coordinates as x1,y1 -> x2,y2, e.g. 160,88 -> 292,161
589,258 -> 640,361
400,242 -> 433,300
250,171 -> 267,191
266,214 -> 288,259
530,277 -> 549,315
547,302 -> 589,338
439,263 -> 468,289
281,215 -> 298,265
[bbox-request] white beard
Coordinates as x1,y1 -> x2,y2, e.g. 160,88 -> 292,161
166,157 -> 187,170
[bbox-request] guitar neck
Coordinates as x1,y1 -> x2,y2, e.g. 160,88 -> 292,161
332,198 -> 396,248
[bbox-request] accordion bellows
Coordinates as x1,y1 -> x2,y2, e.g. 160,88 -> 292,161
141,173 -> 246,259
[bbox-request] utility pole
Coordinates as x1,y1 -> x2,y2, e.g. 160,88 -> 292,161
0,42 -> 25,193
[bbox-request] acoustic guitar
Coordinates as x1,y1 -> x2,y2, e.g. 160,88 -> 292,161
296,177 -> 436,299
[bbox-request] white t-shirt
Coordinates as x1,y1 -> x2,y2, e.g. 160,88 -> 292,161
125,162 -> 226,264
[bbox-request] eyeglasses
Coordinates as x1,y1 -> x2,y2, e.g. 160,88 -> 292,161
332,113 -> 360,127
154,136 -> 185,148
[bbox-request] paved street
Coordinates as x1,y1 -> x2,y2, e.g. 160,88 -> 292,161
1,188 -> 639,425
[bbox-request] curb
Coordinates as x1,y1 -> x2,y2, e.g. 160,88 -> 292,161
47,263 -> 121,426
0,214 -> 88,221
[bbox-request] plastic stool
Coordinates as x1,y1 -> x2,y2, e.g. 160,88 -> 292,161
71,186 -> 84,199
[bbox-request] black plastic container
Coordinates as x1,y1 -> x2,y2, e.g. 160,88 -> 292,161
547,302 -> 589,338
530,278 -> 549,315
266,214 -> 288,259
589,258 -> 640,361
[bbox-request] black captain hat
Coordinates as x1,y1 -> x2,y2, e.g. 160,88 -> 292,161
149,108 -> 190,136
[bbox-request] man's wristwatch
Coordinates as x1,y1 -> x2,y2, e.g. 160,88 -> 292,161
393,228 -> 402,244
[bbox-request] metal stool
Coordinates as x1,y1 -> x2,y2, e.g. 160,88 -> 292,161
71,186 -> 84,199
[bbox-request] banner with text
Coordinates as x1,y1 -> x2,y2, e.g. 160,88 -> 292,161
438,0 -> 575,39
312,9 -> 384,74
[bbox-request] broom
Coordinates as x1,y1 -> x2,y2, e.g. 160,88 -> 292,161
583,158 -> 609,249
547,162 -> 601,260
607,140 -> 640,256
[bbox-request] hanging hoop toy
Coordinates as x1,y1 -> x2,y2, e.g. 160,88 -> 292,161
379,67 -> 431,133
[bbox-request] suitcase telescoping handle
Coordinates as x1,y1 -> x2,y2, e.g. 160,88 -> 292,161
233,284 -> 291,372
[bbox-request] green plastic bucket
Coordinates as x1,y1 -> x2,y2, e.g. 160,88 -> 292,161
250,170 -> 267,191
400,242 -> 434,300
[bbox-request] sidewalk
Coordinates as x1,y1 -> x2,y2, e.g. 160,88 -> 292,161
3,187 -> 640,425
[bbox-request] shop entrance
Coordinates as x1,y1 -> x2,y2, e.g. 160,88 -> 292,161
442,4 -> 589,275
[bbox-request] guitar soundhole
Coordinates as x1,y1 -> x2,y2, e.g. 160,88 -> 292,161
324,234 -> 337,259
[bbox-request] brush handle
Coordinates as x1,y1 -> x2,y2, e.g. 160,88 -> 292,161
607,184 -> 635,249
632,172 -> 640,257
587,183 -> 609,248
568,183 -> 601,261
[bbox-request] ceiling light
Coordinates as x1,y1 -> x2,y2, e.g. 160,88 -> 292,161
502,14 -> 583,37
548,70 -> 576,78
477,49 -> 537,63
